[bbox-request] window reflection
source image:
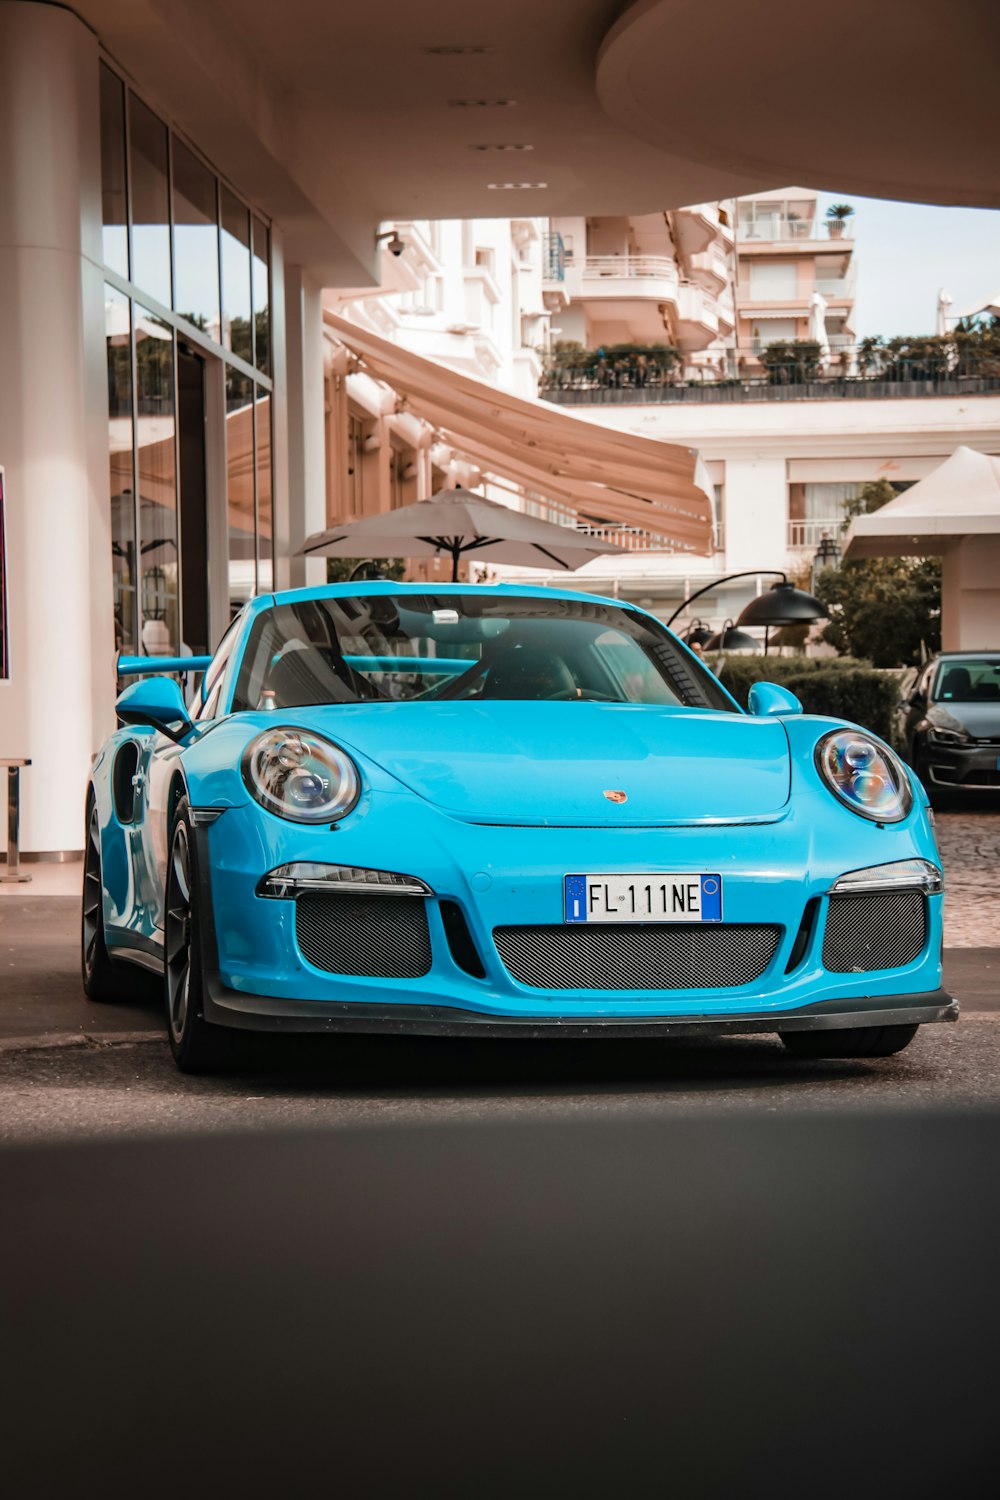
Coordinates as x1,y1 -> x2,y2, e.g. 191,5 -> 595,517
255,389 -> 273,592
252,215 -> 270,375
129,95 -> 172,308
106,287 -> 137,652
172,140 -> 219,336
226,368 -> 255,615
221,187 -> 252,364
99,65 -> 129,278
135,306 -> 179,654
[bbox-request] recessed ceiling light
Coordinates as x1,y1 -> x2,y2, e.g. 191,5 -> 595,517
487,182 -> 548,190
447,99 -> 517,108
425,45 -> 494,56
471,143 -> 534,152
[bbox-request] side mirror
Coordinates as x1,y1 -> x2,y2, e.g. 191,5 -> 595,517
116,675 -> 194,743
748,681 -> 802,717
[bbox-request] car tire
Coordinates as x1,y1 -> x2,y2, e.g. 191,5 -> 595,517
164,796 -> 231,1073
82,798 -> 132,1004
781,1024 -> 919,1059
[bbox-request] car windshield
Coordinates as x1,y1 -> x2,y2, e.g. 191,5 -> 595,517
931,658 -> 1000,704
230,593 -> 736,713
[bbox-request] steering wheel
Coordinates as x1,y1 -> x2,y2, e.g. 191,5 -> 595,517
549,688 -> 619,702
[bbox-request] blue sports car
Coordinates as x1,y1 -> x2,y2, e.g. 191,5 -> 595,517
83,582 -> 956,1071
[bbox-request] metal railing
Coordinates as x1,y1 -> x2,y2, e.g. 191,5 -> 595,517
788,519 -> 841,550
541,354 -> 1000,405
543,232 -> 565,283
737,219 -> 854,243
582,254 -> 678,282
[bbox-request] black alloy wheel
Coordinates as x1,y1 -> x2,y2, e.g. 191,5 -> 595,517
82,799 -> 127,1003
164,797 -> 228,1072
781,1024 -> 919,1059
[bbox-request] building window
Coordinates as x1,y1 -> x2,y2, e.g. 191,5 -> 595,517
128,94 -> 172,309
105,286 -> 137,652
172,139 -> 219,335
99,64 -> 129,279
134,306 -> 179,653
226,368 -> 256,615
748,261 -> 797,300
221,187 -> 253,364
100,62 -> 274,652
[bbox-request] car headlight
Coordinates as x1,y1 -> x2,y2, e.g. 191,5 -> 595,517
242,728 -> 360,824
927,727 -> 968,746
815,730 -> 913,823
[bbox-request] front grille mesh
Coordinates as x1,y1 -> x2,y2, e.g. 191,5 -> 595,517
822,891 -> 927,972
493,923 -> 780,991
296,893 -> 431,978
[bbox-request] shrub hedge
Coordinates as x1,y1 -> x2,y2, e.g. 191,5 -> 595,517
701,654 -> 900,745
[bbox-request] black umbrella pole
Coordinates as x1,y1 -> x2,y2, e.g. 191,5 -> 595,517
452,545 -> 461,583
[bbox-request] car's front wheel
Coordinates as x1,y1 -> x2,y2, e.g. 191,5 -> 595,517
165,797 -> 229,1073
781,1024 -> 919,1059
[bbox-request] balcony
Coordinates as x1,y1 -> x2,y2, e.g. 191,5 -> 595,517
687,241 -> 730,294
788,518 -> 840,551
581,254 -> 679,291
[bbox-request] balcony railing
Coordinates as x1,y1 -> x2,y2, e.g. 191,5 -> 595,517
788,519 -> 841,550
541,354 -> 1000,406
582,254 -> 678,282
574,524 -> 670,552
543,232 -> 565,283
737,219 -> 854,243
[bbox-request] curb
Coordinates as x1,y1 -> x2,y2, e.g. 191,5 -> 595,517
0,1030 -> 165,1056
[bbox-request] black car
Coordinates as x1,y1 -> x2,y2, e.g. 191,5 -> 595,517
901,652 -> 1000,801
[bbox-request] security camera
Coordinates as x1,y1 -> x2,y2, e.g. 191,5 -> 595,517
376,230 -> 407,257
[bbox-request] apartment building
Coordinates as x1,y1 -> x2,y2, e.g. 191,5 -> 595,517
735,189 -> 857,367
542,208 -> 736,376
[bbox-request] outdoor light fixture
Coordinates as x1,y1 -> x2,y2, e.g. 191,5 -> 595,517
705,620 -> 761,654
683,619 -> 714,649
810,533 -> 842,593
487,182 -> 548,190
471,144 -> 534,152
666,570 -> 826,654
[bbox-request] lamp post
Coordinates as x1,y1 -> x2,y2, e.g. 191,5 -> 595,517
666,570 -> 827,654
810,532 -> 842,594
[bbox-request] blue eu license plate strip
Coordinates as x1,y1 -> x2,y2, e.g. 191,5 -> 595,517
564,873 -> 723,924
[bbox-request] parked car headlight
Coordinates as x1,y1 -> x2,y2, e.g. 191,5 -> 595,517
242,728 -> 360,823
927,727 -> 968,745
815,730 -> 913,823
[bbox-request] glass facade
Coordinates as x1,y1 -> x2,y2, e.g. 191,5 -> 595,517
99,63 -> 274,654
172,139 -> 220,335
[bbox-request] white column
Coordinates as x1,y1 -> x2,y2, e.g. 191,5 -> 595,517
0,3 -> 112,856
278,266 -> 327,590
941,537 -> 1000,650
720,457 -> 788,572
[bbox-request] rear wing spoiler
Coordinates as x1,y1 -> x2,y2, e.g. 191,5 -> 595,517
117,655 -> 213,677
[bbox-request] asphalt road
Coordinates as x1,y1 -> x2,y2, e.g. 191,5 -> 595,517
3,1013 -> 998,1141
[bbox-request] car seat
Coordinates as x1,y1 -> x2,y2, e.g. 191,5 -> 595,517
939,665 -> 971,699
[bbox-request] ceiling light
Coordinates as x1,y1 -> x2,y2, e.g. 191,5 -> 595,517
487,182 -> 548,190
471,143 -> 534,152
448,99 -> 516,108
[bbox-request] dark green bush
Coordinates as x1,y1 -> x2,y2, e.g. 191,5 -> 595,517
702,654 -> 899,744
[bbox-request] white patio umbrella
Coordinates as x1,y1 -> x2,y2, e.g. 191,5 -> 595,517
936,288 -> 953,336
808,290 -> 830,366
297,487 -> 628,581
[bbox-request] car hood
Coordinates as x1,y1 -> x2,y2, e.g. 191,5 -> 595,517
928,701 -> 1000,738
291,702 -> 791,825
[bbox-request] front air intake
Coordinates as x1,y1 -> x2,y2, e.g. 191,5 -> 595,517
822,891 -> 927,972
296,893 -> 431,978
493,923 -> 780,991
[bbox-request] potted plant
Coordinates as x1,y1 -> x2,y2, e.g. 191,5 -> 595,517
826,203 -> 854,239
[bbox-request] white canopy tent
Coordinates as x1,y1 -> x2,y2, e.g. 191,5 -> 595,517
843,446 -> 1000,649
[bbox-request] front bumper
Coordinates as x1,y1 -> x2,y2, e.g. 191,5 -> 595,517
920,741 -> 1000,791
201,982 -> 957,1038
192,792 -> 951,1036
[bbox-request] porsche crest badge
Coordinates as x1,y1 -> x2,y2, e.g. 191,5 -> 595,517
603,789 -> 628,804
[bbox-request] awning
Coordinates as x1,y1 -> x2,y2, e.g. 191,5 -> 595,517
323,310 -> 713,552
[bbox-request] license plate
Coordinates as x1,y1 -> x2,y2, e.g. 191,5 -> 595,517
564,873 -> 722,924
